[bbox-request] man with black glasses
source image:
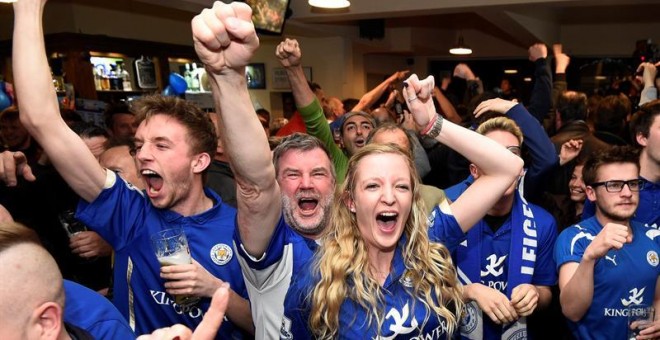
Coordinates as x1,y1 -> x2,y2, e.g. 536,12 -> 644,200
555,146 -> 660,339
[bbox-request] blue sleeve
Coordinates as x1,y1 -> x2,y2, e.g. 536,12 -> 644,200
526,58 -> 552,123
87,320 -> 136,340
507,104 -> 558,201
532,211 -> 558,286
63,280 -> 136,339
427,206 -> 466,252
554,226 -> 588,271
75,174 -> 146,251
281,270 -> 314,340
444,176 -> 472,201
234,214 -> 289,270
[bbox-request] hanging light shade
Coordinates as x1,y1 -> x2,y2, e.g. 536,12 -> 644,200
308,0 -> 350,9
0,0 -> 18,3
449,36 -> 473,55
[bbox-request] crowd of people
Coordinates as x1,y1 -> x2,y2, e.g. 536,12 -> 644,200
0,0 -> 659,339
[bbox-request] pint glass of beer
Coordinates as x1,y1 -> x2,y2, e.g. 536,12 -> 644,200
628,305 -> 654,340
58,210 -> 88,237
150,228 -> 200,307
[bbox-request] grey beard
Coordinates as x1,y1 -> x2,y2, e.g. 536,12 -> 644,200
281,194 -> 331,237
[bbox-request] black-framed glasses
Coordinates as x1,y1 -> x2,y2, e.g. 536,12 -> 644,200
589,179 -> 644,193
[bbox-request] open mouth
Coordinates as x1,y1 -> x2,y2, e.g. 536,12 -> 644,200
354,138 -> 365,148
376,212 -> 398,232
570,187 -> 584,194
297,197 -> 319,215
141,169 -> 163,195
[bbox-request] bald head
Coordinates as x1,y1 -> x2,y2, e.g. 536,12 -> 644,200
0,223 -> 66,339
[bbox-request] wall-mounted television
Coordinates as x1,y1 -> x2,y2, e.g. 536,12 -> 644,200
245,0 -> 291,35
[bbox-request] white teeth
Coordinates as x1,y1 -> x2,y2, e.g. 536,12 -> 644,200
142,170 -> 157,175
380,212 -> 397,217
149,187 -> 158,194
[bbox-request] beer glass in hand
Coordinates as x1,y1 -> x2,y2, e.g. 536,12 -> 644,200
628,305 -> 654,340
151,228 -> 200,307
59,209 -> 88,237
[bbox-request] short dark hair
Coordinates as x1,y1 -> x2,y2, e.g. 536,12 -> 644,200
582,145 -> 640,186
104,137 -> 136,154
131,95 -> 217,157
467,92 -> 502,127
557,91 -> 588,123
272,133 -> 335,181
70,121 -> 109,139
342,98 -> 360,113
339,111 -> 376,137
630,99 -> 660,147
256,108 -> 271,125
104,102 -> 132,129
594,94 -> 631,132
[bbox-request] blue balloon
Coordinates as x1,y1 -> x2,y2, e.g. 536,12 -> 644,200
168,72 -> 188,95
0,81 -> 11,112
161,85 -> 175,97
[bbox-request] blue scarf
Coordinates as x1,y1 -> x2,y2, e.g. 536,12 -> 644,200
457,192 -> 538,340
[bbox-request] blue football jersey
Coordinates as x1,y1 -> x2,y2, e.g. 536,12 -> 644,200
76,172 -> 248,338
281,206 -> 465,339
234,215 -> 318,339
64,280 -> 136,339
554,217 -> 660,340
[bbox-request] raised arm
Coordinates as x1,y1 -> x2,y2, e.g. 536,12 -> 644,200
13,0 -> 106,202
276,39 -> 314,109
192,2 -> 280,257
277,38 -> 347,181
526,43 -> 552,123
552,44 -> 570,109
403,74 -> 523,232
474,98 -> 557,201
352,70 -> 409,113
638,62 -> 659,107
454,63 -> 483,105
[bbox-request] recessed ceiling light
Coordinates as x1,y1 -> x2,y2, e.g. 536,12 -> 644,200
308,0 -> 350,9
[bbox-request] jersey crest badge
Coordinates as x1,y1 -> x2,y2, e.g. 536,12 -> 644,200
210,243 -> 233,265
648,251 -> 659,267
399,271 -> 414,288
460,301 -> 479,334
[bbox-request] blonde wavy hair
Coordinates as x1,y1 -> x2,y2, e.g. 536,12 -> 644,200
308,143 -> 464,338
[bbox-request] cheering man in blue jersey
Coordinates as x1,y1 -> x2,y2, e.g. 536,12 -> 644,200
11,0 -> 252,337
555,146 -> 660,339
446,115 -> 557,339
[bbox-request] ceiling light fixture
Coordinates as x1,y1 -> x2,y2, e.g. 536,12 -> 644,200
504,69 -> 518,74
308,0 -> 350,9
449,36 -> 472,55
0,0 -> 18,3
